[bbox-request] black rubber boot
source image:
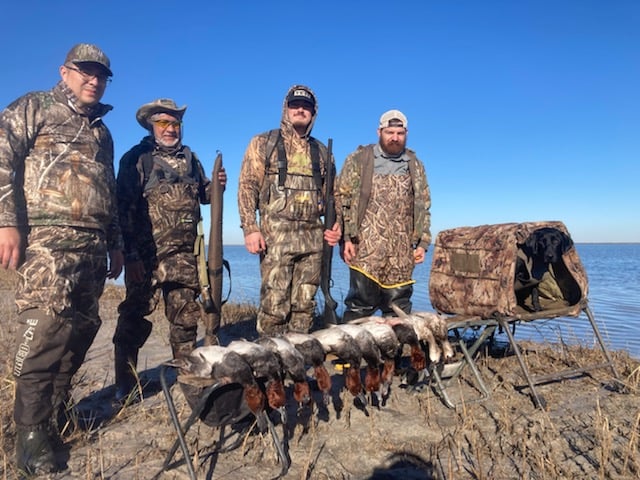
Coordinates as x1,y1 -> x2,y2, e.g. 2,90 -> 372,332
16,424 -> 57,477
344,269 -> 381,321
114,344 -> 139,404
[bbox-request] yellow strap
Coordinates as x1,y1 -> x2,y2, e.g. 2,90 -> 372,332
349,265 -> 416,289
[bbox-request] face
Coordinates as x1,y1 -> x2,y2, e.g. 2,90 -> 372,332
378,126 -> 407,155
151,113 -> 182,147
59,63 -> 109,107
287,100 -> 313,131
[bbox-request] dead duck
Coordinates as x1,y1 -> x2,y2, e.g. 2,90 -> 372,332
227,340 -> 287,423
284,332 -> 333,406
167,345 -> 266,424
312,328 -> 367,407
412,311 -> 455,362
346,318 -> 401,398
390,303 -> 454,363
377,316 -> 428,385
256,336 -> 312,409
333,324 -> 383,404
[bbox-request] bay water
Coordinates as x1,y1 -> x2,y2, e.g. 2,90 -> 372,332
221,243 -> 640,359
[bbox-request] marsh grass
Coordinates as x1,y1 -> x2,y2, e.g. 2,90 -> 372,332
0,270 -> 639,479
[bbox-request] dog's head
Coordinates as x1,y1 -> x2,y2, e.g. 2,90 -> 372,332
525,227 -> 574,264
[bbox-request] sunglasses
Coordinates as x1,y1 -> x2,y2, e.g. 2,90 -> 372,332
153,119 -> 182,129
66,65 -> 111,84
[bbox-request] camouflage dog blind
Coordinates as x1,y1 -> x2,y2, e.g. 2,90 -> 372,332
429,221 -> 588,318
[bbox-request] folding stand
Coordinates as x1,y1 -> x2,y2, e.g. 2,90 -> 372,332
495,301 -> 621,409
159,364 -> 290,479
429,315 -> 496,408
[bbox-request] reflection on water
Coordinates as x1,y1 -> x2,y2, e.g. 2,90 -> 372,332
223,244 -> 640,358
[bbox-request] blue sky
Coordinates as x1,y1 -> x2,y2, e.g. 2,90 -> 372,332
2,1 -> 638,244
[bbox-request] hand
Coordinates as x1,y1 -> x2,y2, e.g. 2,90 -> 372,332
0,226 -> 22,270
324,222 -> 341,247
244,231 -> 266,255
217,167 -> 227,188
124,259 -> 145,283
107,249 -> 124,279
343,240 -> 356,265
413,246 -> 426,264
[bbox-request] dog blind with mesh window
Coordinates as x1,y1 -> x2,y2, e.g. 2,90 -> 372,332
429,221 -> 588,318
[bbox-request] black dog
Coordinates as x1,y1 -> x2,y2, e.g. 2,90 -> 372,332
514,227 -> 574,311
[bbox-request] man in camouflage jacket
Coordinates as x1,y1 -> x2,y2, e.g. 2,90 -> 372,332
0,44 -> 123,475
335,110 -> 431,320
238,85 -> 341,335
113,98 -> 226,402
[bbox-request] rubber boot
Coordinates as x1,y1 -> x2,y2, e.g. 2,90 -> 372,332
16,424 -> 57,476
114,344 -> 139,404
344,269 -> 380,321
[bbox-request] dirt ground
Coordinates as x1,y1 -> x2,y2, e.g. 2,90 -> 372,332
1,277 -> 639,479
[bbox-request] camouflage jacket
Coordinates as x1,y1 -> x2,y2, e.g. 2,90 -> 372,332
237,85 -> 339,236
0,82 -> 121,250
116,137 -> 210,262
335,144 -> 431,250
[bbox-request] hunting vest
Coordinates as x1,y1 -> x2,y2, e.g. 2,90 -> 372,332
352,145 -> 420,234
139,147 -> 202,251
259,129 -> 325,224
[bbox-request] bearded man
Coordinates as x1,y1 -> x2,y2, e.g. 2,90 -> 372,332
335,110 -> 431,320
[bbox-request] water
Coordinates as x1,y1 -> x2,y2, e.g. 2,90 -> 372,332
217,243 -> 640,359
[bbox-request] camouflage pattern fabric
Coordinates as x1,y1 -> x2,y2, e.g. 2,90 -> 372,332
0,82 -> 121,251
14,226 -> 107,316
351,173 -> 415,285
429,221 -> 588,318
335,144 -> 431,251
238,85 -> 334,335
13,226 -> 107,426
114,140 -> 210,354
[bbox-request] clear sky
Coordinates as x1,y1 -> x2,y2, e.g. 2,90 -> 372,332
2,1 -> 638,244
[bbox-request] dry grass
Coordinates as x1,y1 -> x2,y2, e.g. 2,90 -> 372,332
0,273 -> 639,479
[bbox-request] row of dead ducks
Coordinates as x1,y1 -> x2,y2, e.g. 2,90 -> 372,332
168,304 -> 454,424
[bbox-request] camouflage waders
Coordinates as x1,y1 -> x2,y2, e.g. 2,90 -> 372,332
343,173 -> 416,319
13,226 -> 107,430
113,181 -> 204,398
257,173 -> 323,335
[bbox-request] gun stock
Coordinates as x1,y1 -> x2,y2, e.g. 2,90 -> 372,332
205,152 -> 224,345
320,138 -> 340,325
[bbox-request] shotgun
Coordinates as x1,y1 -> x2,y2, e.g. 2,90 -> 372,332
204,152 -> 225,345
320,138 -> 340,325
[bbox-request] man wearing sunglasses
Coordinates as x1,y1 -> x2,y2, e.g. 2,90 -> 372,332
0,43 -> 122,475
112,98 -> 226,404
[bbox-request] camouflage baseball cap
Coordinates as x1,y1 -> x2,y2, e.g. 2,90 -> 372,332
136,98 -> 187,129
379,109 -> 408,129
65,43 -> 112,77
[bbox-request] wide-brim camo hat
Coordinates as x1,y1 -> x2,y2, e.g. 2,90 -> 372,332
65,43 -> 112,77
136,98 -> 187,129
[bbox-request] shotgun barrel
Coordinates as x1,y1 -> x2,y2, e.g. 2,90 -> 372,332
320,139 -> 340,325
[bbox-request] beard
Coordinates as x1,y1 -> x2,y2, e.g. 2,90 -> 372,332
156,136 -> 180,148
380,137 -> 406,156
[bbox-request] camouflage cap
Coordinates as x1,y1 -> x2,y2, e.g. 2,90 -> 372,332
136,98 -> 187,129
65,43 -> 112,76
379,109 -> 408,129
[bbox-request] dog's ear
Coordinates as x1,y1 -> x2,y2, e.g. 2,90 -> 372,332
560,232 -> 574,254
525,232 -> 540,255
